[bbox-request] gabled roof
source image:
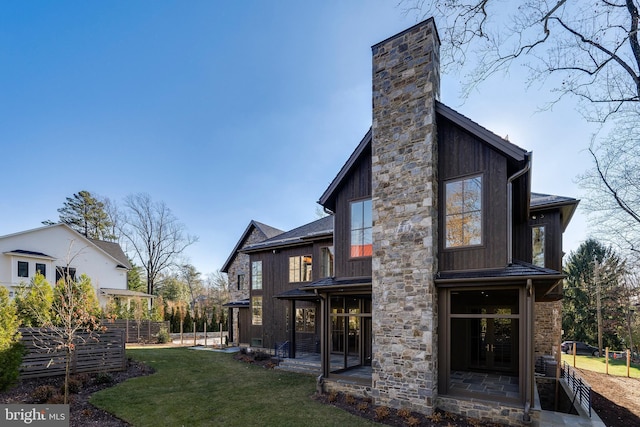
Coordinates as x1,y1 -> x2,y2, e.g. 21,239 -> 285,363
435,101 -> 527,161
319,102 -> 530,211
0,223 -> 130,270
318,129 -> 371,212
89,239 -> 131,269
242,215 -> 334,253
530,192 -> 580,232
220,220 -> 284,273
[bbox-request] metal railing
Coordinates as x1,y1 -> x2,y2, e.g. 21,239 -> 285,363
561,361 -> 592,417
274,341 -> 290,359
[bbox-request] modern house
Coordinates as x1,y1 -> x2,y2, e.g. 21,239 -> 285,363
0,223 -> 145,307
223,18 -> 578,425
221,220 -> 284,346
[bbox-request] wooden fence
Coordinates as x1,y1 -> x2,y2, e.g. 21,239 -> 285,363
101,319 -> 169,343
19,327 -> 126,379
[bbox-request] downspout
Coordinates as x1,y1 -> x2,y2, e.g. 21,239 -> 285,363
524,279 -> 534,424
507,152 -> 532,265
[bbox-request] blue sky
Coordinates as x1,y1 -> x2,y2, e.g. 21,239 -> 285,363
0,1 -> 593,276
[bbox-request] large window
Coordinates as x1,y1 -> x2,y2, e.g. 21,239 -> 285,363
295,308 -> 315,333
445,175 -> 482,248
17,261 -> 28,278
321,246 -> 334,278
350,199 -> 372,257
532,226 -> 545,267
251,261 -> 262,290
252,296 -> 262,325
289,256 -> 312,283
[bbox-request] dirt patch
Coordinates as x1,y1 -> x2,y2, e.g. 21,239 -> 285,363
575,368 -> 640,427
0,358 -> 154,427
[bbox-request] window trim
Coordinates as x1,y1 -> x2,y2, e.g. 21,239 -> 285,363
444,174 -> 483,249
349,198 -> 373,259
251,261 -> 262,290
17,261 -> 29,278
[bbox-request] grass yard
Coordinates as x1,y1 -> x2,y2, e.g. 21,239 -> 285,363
90,348 -> 377,427
560,353 -> 640,378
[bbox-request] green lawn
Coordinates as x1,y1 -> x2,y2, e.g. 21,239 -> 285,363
90,348 -> 377,426
560,353 -> 640,378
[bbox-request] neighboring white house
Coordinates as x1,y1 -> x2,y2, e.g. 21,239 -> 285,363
0,223 -> 147,307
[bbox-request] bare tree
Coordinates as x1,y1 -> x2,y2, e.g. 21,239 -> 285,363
402,1 -> 639,122
119,193 -> 198,297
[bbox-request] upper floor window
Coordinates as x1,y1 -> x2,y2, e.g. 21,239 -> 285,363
289,256 -> 312,283
17,261 -> 28,278
56,266 -> 76,283
320,246 -> 334,278
237,274 -> 246,291
445,175 -> 482,248
532,226 -> 545,267
251,261 -> 262,290
35,263 -> 46,276
350,199 -> 372,257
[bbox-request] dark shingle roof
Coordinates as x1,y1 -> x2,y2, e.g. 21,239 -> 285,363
4,249 -> 55,259
530,192 -> 580,232
436,261 -> 563,283
301,276 -> 372,291
242,216 -> 334,253
274,287 -> 319,300
89,239 -> 131,269
221,220 -> 285,272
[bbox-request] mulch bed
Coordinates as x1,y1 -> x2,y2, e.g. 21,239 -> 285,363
0,358 -> 154,427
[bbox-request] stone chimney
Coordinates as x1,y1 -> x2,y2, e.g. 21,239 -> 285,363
371,18 -> 440,413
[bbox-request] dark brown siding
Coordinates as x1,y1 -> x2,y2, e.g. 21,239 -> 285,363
511,174 -> 531,263
530,209 -> 562,271
333,146 -> 372,278
238,308 -> 251,345
248,238 -> 330,349
437,116 -> 509,271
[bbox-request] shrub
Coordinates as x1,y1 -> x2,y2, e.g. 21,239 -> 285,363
94,372 -> 113,385
31,385 -> 57,403
374,406 -> 391,421
0,287 -> 24,392
345,394 -> 356,405
63,377 -> 83,394
253,351 -> 271,361
406,416 -> 420,427
397,407 -> 412,419
327,391 -> 339,403
357,402 -> 369,412
157,327 -> 170,344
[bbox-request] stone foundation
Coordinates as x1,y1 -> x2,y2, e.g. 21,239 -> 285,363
437,396 -> 539,426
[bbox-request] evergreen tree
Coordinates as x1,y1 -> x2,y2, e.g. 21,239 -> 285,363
14,272 -> 53,327
55,191 -> 115,240
563,239 -> 626,350
0,287 -> 25,391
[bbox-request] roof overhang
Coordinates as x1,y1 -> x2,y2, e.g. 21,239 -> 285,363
3,250 -> 56,260
100,288 -> 154,298
223,298 -> 250,308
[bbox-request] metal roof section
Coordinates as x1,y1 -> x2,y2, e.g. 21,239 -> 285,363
242,215 -> 334,253
223,298 -> 250,308
3,249 -> 55,260
301,276 -> 372,291
530,192 -> 580,232
274,287 -> 319,300
435,261 -> 564,284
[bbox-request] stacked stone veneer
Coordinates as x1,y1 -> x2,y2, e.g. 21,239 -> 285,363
535,300 -> 562,358
370,19 -> 440,414
226,227 -> 269,346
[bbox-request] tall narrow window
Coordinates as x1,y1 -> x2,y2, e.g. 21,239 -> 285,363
445,175 -> 482,248
350,199 -> 372,257
532,226 -> 545,267
17,261 -> 28,278
251,261 -> 262,290
289,256 -> 312,282
237,274 -> 245,290
321,246 -> 334,278
56,266 -> 76,283
252,296 -> 263,325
